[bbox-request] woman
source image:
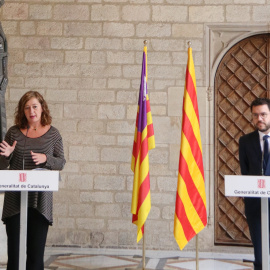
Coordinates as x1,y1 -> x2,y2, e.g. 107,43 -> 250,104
0,91 -> 65,270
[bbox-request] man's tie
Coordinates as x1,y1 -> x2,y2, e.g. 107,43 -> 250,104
263,135 -> 269,173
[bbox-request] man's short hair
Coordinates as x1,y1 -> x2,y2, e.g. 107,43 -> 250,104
251,97 -> 270,111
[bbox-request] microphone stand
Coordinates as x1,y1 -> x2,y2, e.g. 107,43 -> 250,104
262,149 -> 264,176
261,138 -> 269,270
19,126 -> 29,270
22,126 -> 29,171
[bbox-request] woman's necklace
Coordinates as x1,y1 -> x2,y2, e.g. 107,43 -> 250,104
22,125 -> 47,138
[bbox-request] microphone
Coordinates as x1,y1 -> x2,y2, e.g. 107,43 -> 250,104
262,148 -> 264,176
262,135 -> 269,176
22,125 -> 29,170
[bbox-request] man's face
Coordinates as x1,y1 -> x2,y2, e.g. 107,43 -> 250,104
252,104 -> 270,134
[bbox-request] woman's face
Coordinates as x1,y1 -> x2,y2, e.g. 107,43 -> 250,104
24,97 -> 43,126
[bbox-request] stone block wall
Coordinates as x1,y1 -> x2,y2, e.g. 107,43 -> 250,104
0,0 -> 268,254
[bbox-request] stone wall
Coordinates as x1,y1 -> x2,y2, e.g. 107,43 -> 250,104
0,0 -> 268,256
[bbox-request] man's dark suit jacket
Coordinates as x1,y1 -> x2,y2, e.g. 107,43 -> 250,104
239,130 -> 267,217
239,129 -> 270,270
239,130 -> 270,176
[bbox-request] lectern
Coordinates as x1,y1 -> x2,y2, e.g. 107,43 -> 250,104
225,175 -> 270,270
0,169 -> 59,270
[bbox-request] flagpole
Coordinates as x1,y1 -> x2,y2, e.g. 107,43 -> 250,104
143,231 -> 146,269
131,38 -> 154,270
196,235 -> 199,270
142,39 -> 147,270
189,39 -> 199,270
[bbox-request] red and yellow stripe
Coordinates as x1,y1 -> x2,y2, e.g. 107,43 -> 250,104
131,45 -> 155,242
174,47 -> 207,250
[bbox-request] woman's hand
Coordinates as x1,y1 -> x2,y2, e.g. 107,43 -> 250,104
31,151 -> 47,165
0,141 -> 17,157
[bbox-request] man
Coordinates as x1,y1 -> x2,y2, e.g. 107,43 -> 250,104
239,97 -> 270,270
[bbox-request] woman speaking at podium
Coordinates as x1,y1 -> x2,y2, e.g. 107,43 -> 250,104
0,91 -> 66,270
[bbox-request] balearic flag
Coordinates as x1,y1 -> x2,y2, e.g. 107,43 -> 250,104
174,47 -> 207,250
131,44 -> 155,243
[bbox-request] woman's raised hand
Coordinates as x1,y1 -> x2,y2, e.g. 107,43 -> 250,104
0,141 -> 17,157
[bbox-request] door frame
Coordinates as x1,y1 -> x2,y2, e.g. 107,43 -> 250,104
205,23 -> 270,243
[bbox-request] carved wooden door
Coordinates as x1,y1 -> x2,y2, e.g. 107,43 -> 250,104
215,34 -> 270,245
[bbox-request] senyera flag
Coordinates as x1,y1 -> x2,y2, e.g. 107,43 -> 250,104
131,43 -> 155,243
174,46 -> 207,250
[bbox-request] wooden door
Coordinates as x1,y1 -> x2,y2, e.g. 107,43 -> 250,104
215,34 -> 270,245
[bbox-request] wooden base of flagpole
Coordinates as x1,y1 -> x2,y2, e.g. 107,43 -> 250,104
140,232 -> 151,270
143,233 -> 146,269
196,235 -> 199,270
127,231 -> 151,270
127,232 -> 151,270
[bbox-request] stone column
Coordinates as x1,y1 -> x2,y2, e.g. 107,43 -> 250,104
0,9 -> 8,142
0,0 -> 8,264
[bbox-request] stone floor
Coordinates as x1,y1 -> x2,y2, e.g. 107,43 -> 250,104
0,247 -> 255,270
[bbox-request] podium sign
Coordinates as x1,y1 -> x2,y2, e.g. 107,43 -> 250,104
0,170 -> 59,191
0,170 -> 59,270
225,175 -> 270,198
225,175 -> 270,270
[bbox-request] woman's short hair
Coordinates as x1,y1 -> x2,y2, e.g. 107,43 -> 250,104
15,91 -> 52,129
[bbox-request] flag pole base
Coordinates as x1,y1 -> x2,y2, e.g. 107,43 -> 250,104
125,267 -> 153,270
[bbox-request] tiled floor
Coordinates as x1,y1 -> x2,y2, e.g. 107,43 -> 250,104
0,247 -> 256,269
3,247 -> 256,270
45,248 -> 255,270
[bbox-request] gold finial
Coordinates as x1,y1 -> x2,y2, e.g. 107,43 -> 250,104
144,40 -> 147,45
187,41 -> 191,48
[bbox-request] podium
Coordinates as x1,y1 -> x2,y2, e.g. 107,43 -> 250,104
0,169 -> 59,270
225,175 -> 270,270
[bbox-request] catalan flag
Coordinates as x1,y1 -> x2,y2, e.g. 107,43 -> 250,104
174,47 -> 207,250
131,44 -> 155,243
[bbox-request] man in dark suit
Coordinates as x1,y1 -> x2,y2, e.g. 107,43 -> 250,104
239,97 -> 270,270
